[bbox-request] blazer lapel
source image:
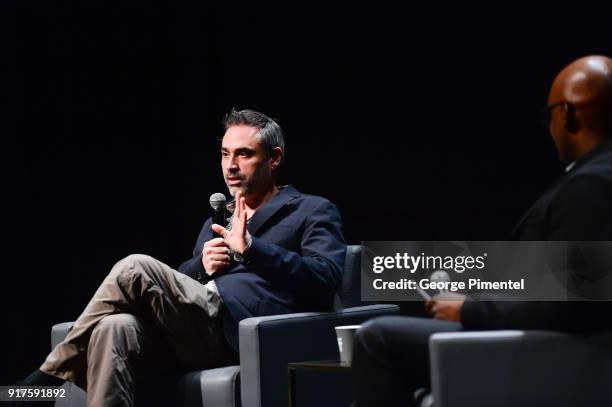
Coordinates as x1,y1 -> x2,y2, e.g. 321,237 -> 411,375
247,185 -> 301,236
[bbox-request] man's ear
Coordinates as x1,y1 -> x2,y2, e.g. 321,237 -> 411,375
270,147 -> 283,170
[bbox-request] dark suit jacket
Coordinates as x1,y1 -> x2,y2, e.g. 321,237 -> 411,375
461,140 -> 612,333
177,185 -> 346,350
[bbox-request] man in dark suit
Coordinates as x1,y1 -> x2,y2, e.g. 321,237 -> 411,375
177,110 -> 346,351
18,109 -> 346,406
352,55 -> 612,406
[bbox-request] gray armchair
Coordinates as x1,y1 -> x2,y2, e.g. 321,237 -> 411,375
428,330 -> 612,406
50,245 -> 399,407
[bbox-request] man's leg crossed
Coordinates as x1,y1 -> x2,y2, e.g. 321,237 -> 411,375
38,254 -> 232,398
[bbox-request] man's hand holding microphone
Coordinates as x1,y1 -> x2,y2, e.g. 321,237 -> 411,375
202,191 -> 250,275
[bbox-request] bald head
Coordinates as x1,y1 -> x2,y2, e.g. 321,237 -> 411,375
548,55 -> 612,162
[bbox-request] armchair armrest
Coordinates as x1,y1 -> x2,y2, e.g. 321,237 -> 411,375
429,330 -> 612,407
49,322 -> 87,407
51,322 -> 75,349
239,304 -> 399,407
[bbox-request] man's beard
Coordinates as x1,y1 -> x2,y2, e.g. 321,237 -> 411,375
225,166 -> 270,197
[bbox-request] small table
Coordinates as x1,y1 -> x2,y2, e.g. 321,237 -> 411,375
287,360 -> 352,407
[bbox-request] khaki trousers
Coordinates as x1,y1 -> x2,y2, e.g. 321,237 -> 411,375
40,254 -> 236,407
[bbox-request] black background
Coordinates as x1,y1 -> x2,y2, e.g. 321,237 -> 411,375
3,4 -> 611,383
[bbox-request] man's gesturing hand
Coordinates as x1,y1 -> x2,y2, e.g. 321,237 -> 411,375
202,238 -> 230,275
425,293 -> 466,322
211,190 -> 249,255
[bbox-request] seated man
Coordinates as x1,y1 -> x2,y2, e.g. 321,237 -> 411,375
352,55 -> 612,406
18,109 -> 346,406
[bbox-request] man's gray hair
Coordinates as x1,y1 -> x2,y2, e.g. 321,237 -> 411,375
223,108 -> 285,166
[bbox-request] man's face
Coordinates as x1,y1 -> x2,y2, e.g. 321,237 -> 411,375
547,75 -> 579,164
548,102 -> 572,163
547,80 -> 576,164
221,125 -> 273,197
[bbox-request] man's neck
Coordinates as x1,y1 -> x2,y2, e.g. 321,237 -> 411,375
244,185 -> 280,215
572,132 -> 606,161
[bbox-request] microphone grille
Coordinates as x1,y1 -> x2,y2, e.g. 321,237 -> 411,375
430,270 -> 451,283
209,193 -> 227,210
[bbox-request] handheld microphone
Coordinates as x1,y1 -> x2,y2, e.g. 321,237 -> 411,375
430,270 -> 451,295
209,193 -> 227,238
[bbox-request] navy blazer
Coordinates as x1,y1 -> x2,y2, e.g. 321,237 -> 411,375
461,140 -> 612,333
177,185 -> 346,350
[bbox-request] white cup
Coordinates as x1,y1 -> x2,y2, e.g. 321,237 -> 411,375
334,325 -> 362,363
